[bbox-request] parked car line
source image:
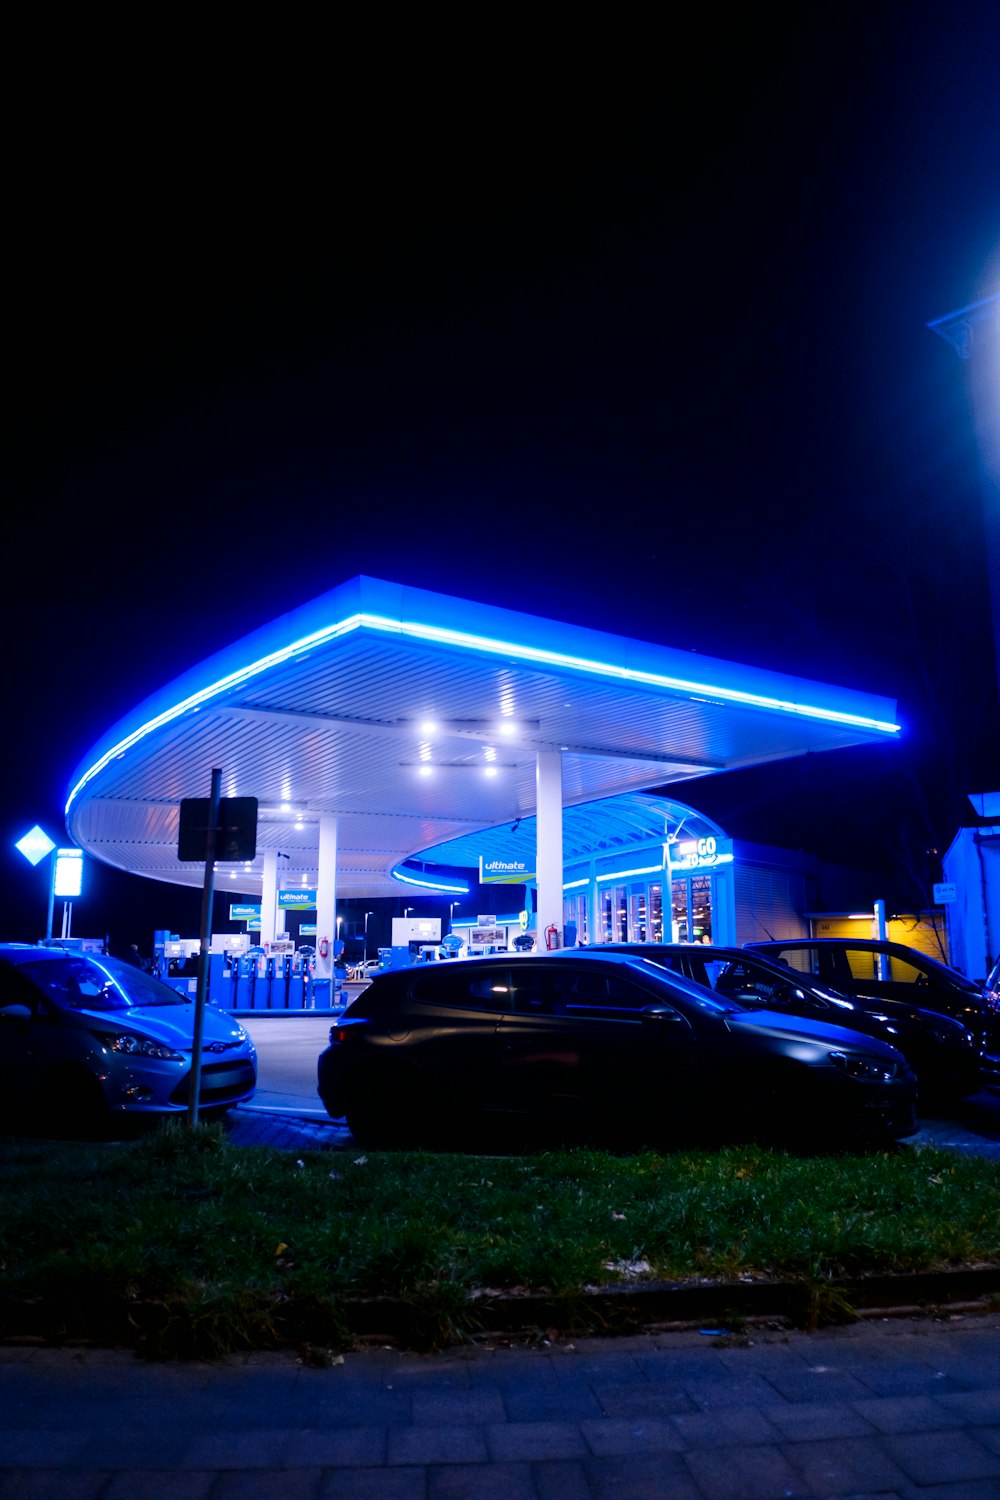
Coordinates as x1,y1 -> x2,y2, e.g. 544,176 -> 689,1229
743,937 -> 998,1094
317,951 -> 918,1151
589,941 -> 982,1107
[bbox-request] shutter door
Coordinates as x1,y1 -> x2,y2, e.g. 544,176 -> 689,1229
735,864 -> 809,944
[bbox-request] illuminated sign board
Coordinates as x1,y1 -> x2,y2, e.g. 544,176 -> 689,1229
16,825 -> 57,866
479,856 -> 533,884
53,848 -> 83,898
668,836 -> 734,871
231,904 -> 262,922
279,889 -> 317,910
392,917 -> 442,943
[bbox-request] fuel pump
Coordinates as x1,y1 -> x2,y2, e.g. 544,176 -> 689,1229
295,946 -> 315,1009
244,946 -> 266,1008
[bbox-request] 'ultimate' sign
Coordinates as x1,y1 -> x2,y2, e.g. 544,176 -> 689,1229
479,856 -> 533,884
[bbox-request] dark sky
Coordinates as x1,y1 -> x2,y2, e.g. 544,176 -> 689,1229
4,6 -> 999,947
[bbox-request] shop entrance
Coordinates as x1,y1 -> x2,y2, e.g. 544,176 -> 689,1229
672,872 -> 715,943
596,881 -> 665,943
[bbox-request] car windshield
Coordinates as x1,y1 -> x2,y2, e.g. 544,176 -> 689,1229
18,954 -> 187,1012
716,959 -> 857,1012
623,957 -> 746,1016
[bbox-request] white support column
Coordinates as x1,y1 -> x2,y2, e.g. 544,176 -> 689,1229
535,749 -> 564,947
261,851 -> 279,948
316,816 -> 339,982
588,857 -> 601,946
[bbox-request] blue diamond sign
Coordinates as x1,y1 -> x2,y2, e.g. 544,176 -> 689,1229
16,825 -> 57,866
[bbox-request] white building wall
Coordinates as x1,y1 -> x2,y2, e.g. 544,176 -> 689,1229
942,824 -> 1000,982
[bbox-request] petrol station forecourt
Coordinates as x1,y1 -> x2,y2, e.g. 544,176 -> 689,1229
62,574 -> 902,973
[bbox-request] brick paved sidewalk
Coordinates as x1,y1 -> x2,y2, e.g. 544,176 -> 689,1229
2,1313 -> 999,1498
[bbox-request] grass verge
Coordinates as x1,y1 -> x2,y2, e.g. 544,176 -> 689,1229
1,1123 -> 997,1359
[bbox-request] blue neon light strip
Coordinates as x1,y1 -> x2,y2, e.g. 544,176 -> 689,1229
392,870 -> 469,894
65,613 -> 364,811
596,864 -> 667,883
366,615 -> 900,734
66,592 -> 900,815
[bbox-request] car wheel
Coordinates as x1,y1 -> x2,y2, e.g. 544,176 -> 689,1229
344,1064 -> 433,1148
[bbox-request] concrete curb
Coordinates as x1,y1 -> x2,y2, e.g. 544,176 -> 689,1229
335,1267 -> 1000,1346
4,1268 -> 997,1357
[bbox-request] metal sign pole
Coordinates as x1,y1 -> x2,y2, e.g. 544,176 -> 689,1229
187,768 -> 221,1130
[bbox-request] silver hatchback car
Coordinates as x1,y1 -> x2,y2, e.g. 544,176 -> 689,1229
0,943 -> 257,1135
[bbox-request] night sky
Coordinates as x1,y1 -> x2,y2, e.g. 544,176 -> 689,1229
4,7 -> 999,950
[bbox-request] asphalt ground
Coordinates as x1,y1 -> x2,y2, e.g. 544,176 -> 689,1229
228,1095 -> 1000,1160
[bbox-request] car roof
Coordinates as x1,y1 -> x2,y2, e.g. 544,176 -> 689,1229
0,943 -> 67,962
0,944 -> 122,967
384,950 -> 669,971
364,948 -> 738,1007
745,938 -> 976,981
596,942 -> 743,957
747,937 -> 949,962
594,941 -> 862,989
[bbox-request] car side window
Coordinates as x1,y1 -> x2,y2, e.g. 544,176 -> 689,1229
845,949 -> 924,985
774,948 -> 820,978
716,961 -> 754,992
843,948 -> 882,981
556,969 -> 672,1016
717,961 -> 782,1003
408,968 -> 510,1010
0,964 -> 43,1014
510,966 -> 560,1013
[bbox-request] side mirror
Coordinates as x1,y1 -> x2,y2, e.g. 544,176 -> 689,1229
0,1003 -> 31,1021
640,1005 -> 689,1026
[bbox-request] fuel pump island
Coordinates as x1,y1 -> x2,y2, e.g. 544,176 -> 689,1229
152,932 -> 347,1014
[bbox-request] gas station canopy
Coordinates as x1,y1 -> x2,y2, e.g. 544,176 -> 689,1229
65,575 -> 900,900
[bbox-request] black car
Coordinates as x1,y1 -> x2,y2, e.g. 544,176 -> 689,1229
984,953 -> 1000,1016
317,951 -> 917,1150
744,937 -> 998,1095
591,942 -> 982,1107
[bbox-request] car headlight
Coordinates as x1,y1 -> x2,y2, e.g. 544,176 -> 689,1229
926,1025 -> 975,1048
828,1049 -> 899,1082
94,1030 -> 184,1061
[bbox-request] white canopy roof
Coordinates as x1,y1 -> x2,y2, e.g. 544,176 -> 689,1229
65,575 -> 899,899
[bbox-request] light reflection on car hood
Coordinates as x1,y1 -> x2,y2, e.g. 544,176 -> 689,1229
70,1003 -> 254,1052
726,1008 -> 902,1056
